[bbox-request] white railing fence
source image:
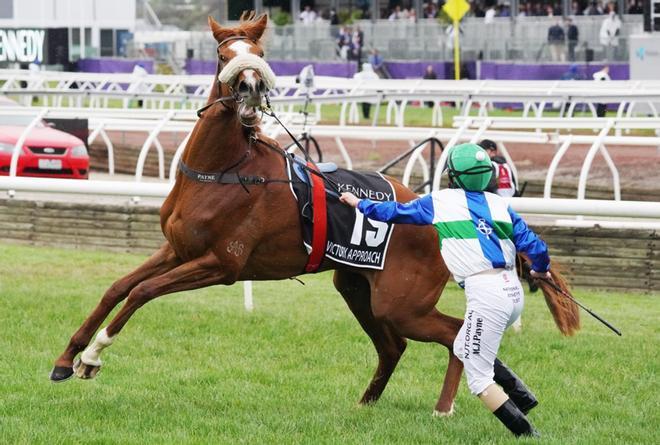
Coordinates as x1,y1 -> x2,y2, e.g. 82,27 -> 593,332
2,104 -> 659,205
3,70 -> 660,127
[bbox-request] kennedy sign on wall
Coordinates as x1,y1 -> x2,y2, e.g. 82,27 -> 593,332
0,29 -> 45,63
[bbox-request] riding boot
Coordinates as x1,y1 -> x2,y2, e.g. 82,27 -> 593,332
493,399 -> 540,437
494,358 -> 538,414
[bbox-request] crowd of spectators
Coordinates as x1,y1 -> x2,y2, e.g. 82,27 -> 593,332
335,25 -> 366,64
545,17 -> 580,62
544,1 -> 622,62
466,0 -> 643,18
296,1 -> 643,26
294,1 -> 631,67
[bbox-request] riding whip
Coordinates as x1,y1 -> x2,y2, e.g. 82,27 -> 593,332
536,277 -> 622,336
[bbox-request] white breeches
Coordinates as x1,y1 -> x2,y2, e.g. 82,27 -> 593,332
453,269 -> 524,395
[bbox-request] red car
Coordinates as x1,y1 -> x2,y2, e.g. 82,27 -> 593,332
0,98 -> 89,179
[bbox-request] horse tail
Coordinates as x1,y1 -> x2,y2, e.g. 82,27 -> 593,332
518,254 -> 581,336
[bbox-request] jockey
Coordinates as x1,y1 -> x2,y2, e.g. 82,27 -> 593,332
479,139 -> 539,297
340,143 -> 549,437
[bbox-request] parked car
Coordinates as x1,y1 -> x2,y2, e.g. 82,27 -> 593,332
0,97 -> 89,179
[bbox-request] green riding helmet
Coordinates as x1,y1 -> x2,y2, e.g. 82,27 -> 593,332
447,143 -> 494,191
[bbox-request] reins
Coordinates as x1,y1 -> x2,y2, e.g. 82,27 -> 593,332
252,134 -> 341,198
186,36 -> 342,197
178,124 -> 342,197
196,91 -> 243,118
259,95 -> 341,196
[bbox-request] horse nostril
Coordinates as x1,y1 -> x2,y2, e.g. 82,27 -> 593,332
238,80 -> 250,95
257,79 -> 266,93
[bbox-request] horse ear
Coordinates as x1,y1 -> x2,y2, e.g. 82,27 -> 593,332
208,16 -> 233,43
242,14 -> 268,42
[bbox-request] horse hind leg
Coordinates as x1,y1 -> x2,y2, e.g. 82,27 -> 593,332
73,252 -> 225,380
50,244 -> 181,382
333,270 -> 407,405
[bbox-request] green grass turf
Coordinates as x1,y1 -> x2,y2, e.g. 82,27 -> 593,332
297,104 -> 656,135
312,103 -> 562,128
0,243 -> 657,444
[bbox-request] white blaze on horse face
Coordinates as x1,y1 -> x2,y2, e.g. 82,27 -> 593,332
241,69 -> 258,90
228,40 -> 253,56
228,40 -> 259,90
79,327 -> 115,367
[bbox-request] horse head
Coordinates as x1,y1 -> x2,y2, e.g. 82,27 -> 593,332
208,12 -> 275,126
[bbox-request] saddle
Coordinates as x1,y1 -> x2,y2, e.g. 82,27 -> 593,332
291,157 -> 338,188
286,156 -> 396,273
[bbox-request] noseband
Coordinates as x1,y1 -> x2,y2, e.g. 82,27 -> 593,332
196,35 -> 254,118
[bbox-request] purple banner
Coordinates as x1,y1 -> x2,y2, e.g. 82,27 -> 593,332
183,59 -> 215,74
385,61 -> 477,80
184,58 -> 628,81
385,61 -> 447,79
79,58 -> 630,82
479,62 -> 630,80
184,59 -> 358,78
77,59 -> 154,74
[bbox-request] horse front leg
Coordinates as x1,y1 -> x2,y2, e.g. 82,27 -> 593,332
50,244 -> 181,382
382,307 -> 464,416
73,252 -> 226,380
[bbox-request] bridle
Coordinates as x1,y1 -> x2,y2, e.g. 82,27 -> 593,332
196,35 -> 253,119
183,35 -> 341,196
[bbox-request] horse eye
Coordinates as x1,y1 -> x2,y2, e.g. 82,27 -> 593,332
259,52 -> 264,58
219,54 -> 226,62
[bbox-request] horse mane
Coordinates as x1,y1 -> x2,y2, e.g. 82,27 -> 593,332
238,11 -> 268,42
239,10 -> 257,22
519,253 -> 580,336
208,11 -> 268,45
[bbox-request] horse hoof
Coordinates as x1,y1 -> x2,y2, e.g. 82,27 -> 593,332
49,365 -> 74,383
432,405 -> 455,418
73,359 -> 101,380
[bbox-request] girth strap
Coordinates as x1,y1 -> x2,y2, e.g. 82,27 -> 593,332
304,162 -> 328,273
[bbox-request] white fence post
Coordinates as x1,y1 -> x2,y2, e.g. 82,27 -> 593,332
9,108 -> 48,177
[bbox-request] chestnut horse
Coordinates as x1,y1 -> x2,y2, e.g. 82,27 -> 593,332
49,13 -> 579,417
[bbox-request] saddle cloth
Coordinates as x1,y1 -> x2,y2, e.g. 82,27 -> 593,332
287,157 -> 397,270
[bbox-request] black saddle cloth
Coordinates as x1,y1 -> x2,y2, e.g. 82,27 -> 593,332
288,159 -> 397,270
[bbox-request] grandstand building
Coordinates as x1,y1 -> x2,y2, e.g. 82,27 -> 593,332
0,0 -> 136,67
